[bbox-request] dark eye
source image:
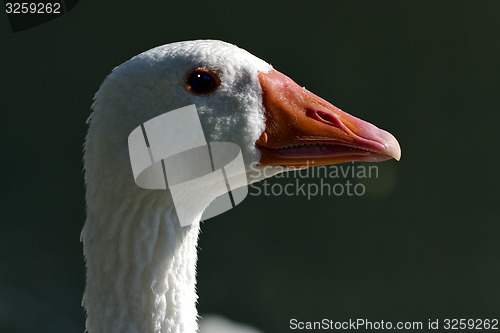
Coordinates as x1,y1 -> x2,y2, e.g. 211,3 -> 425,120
186,69 -> 220,94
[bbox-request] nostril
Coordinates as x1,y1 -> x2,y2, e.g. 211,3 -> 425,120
317,112 -> 336,123
306,109 -> 342,129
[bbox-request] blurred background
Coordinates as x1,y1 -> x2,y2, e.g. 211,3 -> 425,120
1,1 -> 499,332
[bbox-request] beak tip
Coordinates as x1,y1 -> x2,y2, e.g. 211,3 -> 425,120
385,134 -> 401,161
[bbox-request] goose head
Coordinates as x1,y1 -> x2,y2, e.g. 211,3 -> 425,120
86,40 -> 400,190
83,39 -> 401,333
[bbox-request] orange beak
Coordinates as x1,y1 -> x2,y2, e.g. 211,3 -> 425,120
256,70 -> 401,167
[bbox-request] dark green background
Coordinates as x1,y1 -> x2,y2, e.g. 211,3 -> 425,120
1,1 -> 499,332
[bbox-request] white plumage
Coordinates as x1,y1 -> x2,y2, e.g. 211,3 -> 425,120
83,40 -> 400,333
83,40 -> 276,333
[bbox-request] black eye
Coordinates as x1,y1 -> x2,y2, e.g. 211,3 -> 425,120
186,69 -> 220,94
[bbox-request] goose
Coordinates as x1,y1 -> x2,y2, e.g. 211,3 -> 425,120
83,39 -> 401,333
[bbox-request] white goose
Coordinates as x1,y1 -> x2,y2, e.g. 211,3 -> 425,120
83,40 -> 401,333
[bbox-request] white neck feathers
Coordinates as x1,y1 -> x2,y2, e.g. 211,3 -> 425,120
82,187 -> 200,333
